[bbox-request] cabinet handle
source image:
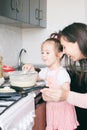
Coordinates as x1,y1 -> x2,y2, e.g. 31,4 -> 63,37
35,9 -> 39,20
16,0 -> 23,12
39,10 -> 43,20
16,0 -> 19,12
11,0 -> 16,10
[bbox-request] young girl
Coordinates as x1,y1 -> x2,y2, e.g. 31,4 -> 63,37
22,33 -> 79,130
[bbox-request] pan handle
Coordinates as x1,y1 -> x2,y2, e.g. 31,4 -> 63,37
25,86 -> 49,93
10,86 -> 23,92
10,85 -> 49,94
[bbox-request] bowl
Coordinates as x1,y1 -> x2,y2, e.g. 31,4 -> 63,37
9,71 -> 38,87
3,65 -> 15,78
3,65 -> 15,72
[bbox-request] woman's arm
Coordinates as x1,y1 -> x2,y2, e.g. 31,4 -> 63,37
67,91 -> 87,109
41,87 -> 87,109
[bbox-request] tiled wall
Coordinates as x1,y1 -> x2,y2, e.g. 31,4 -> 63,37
0,24 -> 22,66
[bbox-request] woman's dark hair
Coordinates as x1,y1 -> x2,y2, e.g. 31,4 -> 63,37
59,22 -> 87,57
59,22 -> 87,85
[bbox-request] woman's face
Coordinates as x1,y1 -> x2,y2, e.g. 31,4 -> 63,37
60,36 -> 85,61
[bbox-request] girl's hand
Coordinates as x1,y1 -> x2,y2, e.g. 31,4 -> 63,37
22,63 -> 35,71
40,87 -> 69,102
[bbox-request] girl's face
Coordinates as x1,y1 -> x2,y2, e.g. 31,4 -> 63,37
60,36 -> 85,61
41,41 -> 62,69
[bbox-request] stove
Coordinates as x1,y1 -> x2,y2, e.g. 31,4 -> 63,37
0,93 -> 35,130
0,95 -> 22,115
0,78 -> 46,130
0,79 -> 36,130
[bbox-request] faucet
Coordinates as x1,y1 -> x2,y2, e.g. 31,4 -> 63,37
18,48 -> 27,70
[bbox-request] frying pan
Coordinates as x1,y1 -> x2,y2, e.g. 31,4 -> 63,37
0,85 -> 49,98
10,85 -> 49,95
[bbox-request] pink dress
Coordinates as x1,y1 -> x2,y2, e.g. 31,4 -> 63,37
45,69 -> 79,130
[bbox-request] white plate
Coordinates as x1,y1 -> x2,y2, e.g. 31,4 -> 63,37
0,77 -> 4,86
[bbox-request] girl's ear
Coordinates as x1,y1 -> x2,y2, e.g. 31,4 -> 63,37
58,52 -> 64,59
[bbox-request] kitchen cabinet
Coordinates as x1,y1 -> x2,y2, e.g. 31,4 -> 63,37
30,0 -> 47,27
0,0 -> 47,28
0,0 -> 29,23
33,102 -> 46,130
33,92 -> 46,130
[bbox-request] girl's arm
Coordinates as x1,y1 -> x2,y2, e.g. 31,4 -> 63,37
61,82 -> 70,91
22,63 -> 35,71
22,63 -> 41,80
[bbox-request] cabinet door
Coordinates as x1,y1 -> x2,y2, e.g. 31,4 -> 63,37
33,102 -> 46,130
16,0 -> 29,23
39,0 -> 47,27
30,0 -> 47,27
0,0 -> 16,20
30,0 -> 39,26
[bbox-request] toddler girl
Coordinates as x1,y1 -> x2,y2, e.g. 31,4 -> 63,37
22,33 -> 79,130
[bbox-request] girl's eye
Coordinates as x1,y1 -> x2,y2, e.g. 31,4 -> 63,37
41,52 -> 50,54
46,52 -> 50,54
41,52 -> 44,54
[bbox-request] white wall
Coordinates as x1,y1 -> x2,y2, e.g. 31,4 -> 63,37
0,0 -> 86,66
0,24 -> 22,66
22,0 -> 87,65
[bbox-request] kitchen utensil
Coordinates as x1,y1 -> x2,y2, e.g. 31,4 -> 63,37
0,87 -> 20,98
9,71 -> 38,87
0,92 -> 20,98
11,85 -> 49,95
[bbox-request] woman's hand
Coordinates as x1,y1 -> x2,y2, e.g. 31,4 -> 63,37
22,63 -> 35,71
40,87 -> 69,102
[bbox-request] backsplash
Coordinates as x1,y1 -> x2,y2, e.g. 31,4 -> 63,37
0,24 -> 22,66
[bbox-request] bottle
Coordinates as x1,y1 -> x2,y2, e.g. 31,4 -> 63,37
0,56 -> 4,78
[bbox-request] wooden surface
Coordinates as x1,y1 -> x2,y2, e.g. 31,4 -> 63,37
33,102 -> 46,130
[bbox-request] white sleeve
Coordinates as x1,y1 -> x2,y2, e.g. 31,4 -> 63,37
57,68 -> 71,86
39,67 -> 48,80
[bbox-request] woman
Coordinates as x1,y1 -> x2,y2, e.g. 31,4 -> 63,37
41,22 -> 87,109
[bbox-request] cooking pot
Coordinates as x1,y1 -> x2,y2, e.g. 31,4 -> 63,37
9,71 -> 38,87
